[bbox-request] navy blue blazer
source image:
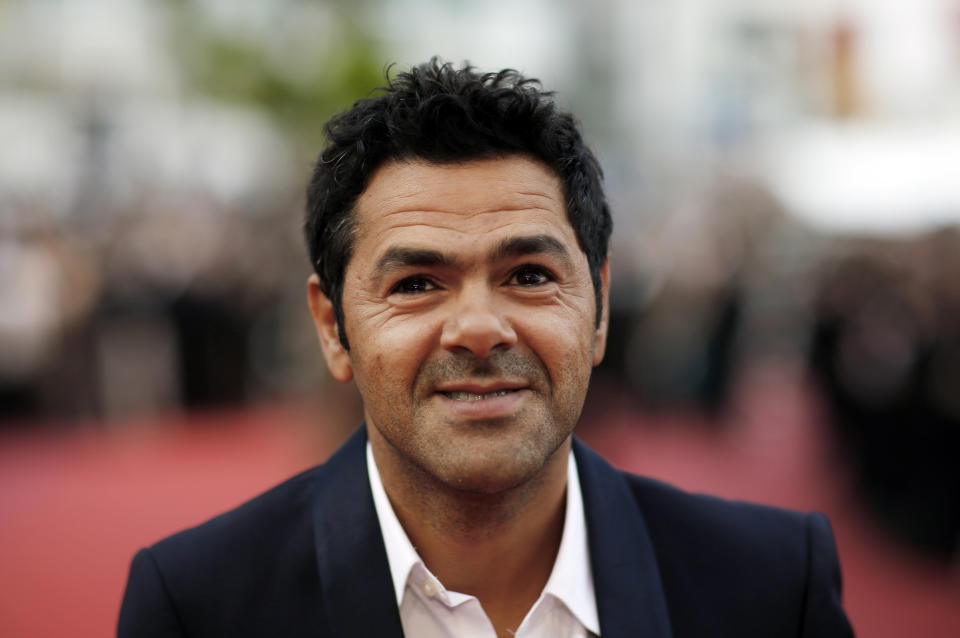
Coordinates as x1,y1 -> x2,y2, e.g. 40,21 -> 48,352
118,428 -> 854,637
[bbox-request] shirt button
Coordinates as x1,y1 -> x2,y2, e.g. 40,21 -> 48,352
422,579 -> 438,597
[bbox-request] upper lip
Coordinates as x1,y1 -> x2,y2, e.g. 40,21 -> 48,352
434,381 -> 527,394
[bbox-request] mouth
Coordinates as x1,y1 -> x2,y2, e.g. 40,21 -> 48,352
433,384 -> 529,420
441,388 -> 521,402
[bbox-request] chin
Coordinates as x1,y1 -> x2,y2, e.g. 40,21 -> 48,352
442,470 -> 529,495
428,445 -> 554,496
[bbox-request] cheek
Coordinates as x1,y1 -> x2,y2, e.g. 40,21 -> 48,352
349,313 -> 442,396
519,312 -> 595,383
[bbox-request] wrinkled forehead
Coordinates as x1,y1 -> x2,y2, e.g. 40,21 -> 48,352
350,156 -> 576,252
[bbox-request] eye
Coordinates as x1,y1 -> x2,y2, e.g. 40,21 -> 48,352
509,266 -> 553,287
390,276 -> 437,294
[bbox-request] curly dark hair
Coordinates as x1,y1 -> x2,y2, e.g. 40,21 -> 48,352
305,58 -> 612,349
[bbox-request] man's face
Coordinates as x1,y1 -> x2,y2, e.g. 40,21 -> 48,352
309,156 -> 608,494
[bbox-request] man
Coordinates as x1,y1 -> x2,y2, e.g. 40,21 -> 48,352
119,59 -> 854,637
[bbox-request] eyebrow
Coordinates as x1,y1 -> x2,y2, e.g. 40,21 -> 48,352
374,247 -> 458,276
490,234 -> 571,266
373,234 -> 572,281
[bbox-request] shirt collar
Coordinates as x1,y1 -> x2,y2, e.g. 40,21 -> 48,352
366,442 -> 422,606
366,441 -> 600,635
541,449 -> 600,635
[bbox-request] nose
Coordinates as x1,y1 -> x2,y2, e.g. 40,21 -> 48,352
440,289 -> 518,358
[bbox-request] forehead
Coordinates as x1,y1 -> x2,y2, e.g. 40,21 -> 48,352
350,156 -> 578,259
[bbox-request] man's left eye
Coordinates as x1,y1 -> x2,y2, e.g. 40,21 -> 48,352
391,277 -> 437,294
510,268 -> 552,286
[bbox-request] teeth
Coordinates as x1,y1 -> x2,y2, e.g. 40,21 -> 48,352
444,389 -> 514,401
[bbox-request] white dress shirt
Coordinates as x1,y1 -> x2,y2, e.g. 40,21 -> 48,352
367,443 -> 600,637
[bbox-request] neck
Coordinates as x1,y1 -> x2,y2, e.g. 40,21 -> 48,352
370,430 -> 570,636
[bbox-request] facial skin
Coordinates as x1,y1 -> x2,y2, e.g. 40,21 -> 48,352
308,155 -> 609,497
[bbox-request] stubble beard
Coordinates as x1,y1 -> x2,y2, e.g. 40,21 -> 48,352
370,346 -> 581,489
365,346 -> 590,540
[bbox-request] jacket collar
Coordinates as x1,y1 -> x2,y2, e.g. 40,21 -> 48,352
573,437 -> 674,637
311,427 -> 405,637
310,428 -> 672,638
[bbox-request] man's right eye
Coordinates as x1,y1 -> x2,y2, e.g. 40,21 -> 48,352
391,277 -> 437,294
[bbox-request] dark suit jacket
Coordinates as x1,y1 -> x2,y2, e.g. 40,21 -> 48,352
118,428 -> 854,637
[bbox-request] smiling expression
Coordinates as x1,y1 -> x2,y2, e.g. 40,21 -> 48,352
309,155 -> 609,494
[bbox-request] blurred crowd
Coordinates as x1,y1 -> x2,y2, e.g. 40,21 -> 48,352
4,168 -> 958,560
2,0 -> 959,565
0,195 -> 316,420
810,229 -> 960,557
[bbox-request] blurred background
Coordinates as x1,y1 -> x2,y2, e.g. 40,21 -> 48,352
2,0 -> 959,635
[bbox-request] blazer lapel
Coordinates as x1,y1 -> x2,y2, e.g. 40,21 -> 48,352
574,437 -> 674,638
309,430 -> 672,637
311,427 -> 405,638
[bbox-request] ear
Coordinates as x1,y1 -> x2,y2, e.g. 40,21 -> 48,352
592,257 -> 610,367
307,274 -> 353,382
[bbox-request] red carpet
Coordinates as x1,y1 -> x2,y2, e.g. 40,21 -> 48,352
1,370 -> 958,637
0,405 -> 338,638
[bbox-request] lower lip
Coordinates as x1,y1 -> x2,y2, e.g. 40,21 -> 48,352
434,389 -> 529,419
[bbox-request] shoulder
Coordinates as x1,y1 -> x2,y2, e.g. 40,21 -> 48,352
151,465 -> 323,605
623,471 -> 816,551
147,426 -> 369,567
619,472 -> 848,635
622,471 -> 844,586
119,465 -> 328,637
574,437 -> 818,555
572,438 -> 851,635
119,430 -> 373,637
150,464 -> 321,568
